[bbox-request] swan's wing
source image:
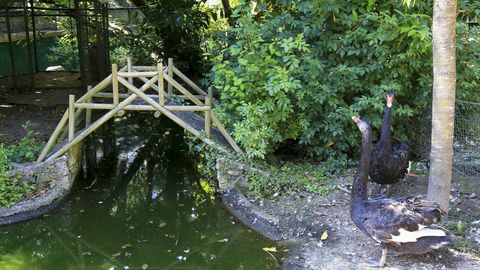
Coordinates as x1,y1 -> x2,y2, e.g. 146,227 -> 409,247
363,197 -> 446,244
392,141 -> 411,168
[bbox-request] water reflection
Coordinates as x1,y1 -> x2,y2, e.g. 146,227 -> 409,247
0,115 -> 279,270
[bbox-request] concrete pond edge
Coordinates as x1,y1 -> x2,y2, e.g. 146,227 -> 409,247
216,157 -> 284,241
216,157 -> 308,269
0,143 -> 83,226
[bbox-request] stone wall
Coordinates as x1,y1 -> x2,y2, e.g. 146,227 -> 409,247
0,142 -> 83,225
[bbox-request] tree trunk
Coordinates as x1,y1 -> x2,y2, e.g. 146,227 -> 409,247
428,0 -> 457,212
221,0 -> 232,18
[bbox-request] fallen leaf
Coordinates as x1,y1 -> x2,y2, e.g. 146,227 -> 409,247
262,247 -> 278,252
326,140 -> 335,147
320,230 -> 328,240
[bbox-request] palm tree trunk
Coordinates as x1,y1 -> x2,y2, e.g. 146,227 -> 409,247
428,0 -> 457,211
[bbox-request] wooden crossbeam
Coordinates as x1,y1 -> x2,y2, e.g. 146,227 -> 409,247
118,71 -> 158,77
44,76 -> 158,161
162,74 -> 204,105
37,59 -> 243,162
74,103 -> 211,112
117,76 -> 225,152
93,92 -> 205,100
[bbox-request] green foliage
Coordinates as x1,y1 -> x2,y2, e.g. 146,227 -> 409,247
0,122 -> 41,207
184,131 -> 333,199
8,122 -> 45,163
205,0 -> 480,162
0,145 -> 37,208
113,0 -> 210,74
48,28 -> 78,69
246,161 -> 331,199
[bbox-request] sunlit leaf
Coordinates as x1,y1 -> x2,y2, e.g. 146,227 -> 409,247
402,0 -> 414,7
262,247 -> 278,252
320,230 -> 328,240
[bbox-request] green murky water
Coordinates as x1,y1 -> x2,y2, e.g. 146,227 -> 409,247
0,115 -> 279,270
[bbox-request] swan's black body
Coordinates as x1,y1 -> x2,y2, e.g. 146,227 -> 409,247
351,116 -> 453,267
369,93 -> 412,185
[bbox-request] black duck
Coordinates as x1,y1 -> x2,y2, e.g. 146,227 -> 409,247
351,116 -> 453,267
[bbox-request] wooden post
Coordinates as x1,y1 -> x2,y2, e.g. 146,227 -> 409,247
5,1 -> 18,88
127,56 -> 133,87
86,85 -> 92,127
158,62 -> 164,106
205,87 -> 213,138
168,58 -> 173,94
45,76 -> 159,161
69,95 -> 75,142
112,64 -> 119,106
37,111 -> 68,162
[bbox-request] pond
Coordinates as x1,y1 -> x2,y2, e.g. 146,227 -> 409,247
0,115 -> 279,270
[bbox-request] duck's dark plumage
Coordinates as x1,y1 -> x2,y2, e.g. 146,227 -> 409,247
351,116 -> 453,267
369,93 -> 412,185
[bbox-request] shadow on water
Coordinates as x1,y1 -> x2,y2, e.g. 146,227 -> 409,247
0,113 -> 279,270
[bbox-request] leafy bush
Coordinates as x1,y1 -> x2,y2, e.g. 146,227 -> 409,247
205,0 -> 480,161
0,122 -> 42,207
9,122 -> 45,163
112,0 -> 210,75
0,145 -> 36,208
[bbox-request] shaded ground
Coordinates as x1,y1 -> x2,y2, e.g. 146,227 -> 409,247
246,169 -> 480,270
0,73 -> 83,143
0,72 -> 81,90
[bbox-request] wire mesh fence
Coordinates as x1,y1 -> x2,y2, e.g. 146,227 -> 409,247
453,100 -> 480,180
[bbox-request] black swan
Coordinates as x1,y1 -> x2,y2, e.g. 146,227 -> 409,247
351,116 -> 453,267
369,92 -> 412,185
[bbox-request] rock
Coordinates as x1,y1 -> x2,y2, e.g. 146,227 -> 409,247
46,65 -> 65,72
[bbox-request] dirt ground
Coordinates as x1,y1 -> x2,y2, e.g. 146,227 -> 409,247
251,169 -> 480,270
1,83 -> 479,269
0,73 -> 83,143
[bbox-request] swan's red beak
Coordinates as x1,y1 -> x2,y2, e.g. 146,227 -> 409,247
352,116 -> 361,123
386,92 -> 394,108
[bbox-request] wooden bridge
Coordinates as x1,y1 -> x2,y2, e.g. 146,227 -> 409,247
37,57 -> 242,162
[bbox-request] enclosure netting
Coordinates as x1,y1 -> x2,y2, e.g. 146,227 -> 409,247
453,100 -> 480,181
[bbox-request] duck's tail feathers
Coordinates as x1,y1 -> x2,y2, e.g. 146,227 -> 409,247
389,234 -> 454,255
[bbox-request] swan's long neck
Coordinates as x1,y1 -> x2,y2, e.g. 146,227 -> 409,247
352,125 -> 372,206
378,106 -> 391,149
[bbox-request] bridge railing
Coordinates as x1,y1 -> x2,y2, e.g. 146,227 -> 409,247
37,57 -> 242,162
